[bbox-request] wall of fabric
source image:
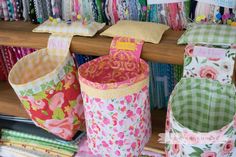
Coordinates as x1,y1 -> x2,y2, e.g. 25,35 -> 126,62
2,0 -> 234,109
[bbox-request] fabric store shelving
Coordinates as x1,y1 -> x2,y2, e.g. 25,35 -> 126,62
0,81 -> 165,154
1,21 -> 182,154
0,81 -> 28,118
0,21 -> 185,64
1,21 -> 236,155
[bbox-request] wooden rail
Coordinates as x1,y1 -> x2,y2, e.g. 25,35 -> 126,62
0,21 -> 185,64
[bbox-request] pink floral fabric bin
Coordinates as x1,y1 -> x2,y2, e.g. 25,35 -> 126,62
8,34 -> 85,140
165,45 -> 236,157
78,37 -> 152,157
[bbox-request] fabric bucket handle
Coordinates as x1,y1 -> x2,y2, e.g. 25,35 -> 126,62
109,36 -> 144,72
183,45 -> 236,84
47,34 -> 73,57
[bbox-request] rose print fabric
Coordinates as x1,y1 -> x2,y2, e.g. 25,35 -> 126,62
19,66 -> 85,140
184,45 -> 236,84
75,136 -> 163,157
165,44 -> 236,157
8,34 -> 85,140
81,88 -> 151,157
78,37 -> 151,156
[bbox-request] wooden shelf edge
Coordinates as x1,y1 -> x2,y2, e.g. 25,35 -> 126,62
0,21 -> 185,64
0,81 -> 29,118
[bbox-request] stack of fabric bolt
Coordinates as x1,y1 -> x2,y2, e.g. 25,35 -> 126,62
0,129 -> 82,157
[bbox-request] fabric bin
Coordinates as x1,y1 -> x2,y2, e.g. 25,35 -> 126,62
165,45 -> 236,157
8,34 -> 85,140
78,37 -> 152,157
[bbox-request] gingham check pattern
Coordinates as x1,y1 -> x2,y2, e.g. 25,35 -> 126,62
178,24 -> 236,45
171,78 -> 236,132
8,34 -> 74,96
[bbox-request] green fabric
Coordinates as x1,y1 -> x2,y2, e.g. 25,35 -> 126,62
173,65 -> 183,83
138,0 -> 147,21
1,129 -> 77,153
171,78 -> 236,132
95,0 -> 103,23
178,24 -> 236,45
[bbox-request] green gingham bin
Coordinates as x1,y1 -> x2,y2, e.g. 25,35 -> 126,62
171,78 -> 235,132
165,45 -> 236,157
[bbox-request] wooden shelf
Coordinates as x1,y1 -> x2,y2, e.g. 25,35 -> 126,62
0,81 -> 29,118
0,81 -> 166,153
145,109 -> 166,154
0,21 -> 185,64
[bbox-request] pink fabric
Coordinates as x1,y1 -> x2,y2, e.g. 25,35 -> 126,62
12,47 -> 36,61
75,137 -> 163,157
78,37 -> 151,156
74,0 -> 80,17
167,3 -> 181,31
112,0 -> 119,23
1,46 -> 17,74
81,87 -> 151,156
75,136 -> 102,157
0,46 -> 35,78
78,37 -> 148,90
0,50 -> 7,80
109,37 -> 144,71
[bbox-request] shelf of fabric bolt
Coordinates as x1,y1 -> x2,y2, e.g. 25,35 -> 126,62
0,81 -> 166,154
1,21 -> 236,154
0,21 -> 186,64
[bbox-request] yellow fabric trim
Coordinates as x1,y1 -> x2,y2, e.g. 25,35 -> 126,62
116,42 -> 136,51
80,78 -> 149,99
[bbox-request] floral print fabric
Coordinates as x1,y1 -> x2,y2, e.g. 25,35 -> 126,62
19,65 -> 85,140
82,86 -> 151,157
78,37 -> 151,156
184,45 -> 236,84
9,34 -> 85,140
166,104 -> 236,157
165,44 -> 236,157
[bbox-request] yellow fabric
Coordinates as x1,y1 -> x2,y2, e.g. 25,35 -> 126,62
8,34 -> 73,96
33,20 -> 105,37
47,34 -> 73,57
80,78 -> 149,99
8,49 -> 67,85
100,20 -> 169,44
116,42 -> 136,51
0,141 -> 72,157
